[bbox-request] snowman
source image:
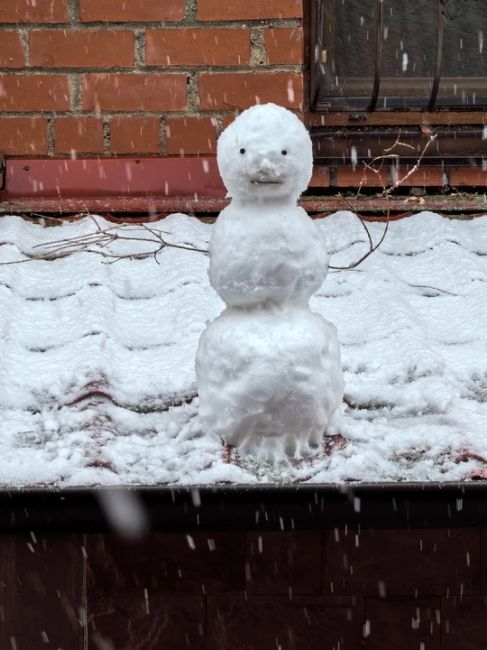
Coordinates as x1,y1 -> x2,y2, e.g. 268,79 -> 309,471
196,103 -> 343,460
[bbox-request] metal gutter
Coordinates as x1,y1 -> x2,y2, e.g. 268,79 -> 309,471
1,483 -> 486,533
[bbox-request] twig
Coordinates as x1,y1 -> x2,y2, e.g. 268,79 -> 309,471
329,208 -> 390,271
409,284 -> 457,296
383,134 -> 416,154
383,134 -> 438,195
0,219 -> 209,266
344,197 -> 374,250
331,133 -> 437,270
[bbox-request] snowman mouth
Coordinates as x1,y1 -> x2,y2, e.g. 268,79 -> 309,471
249,179 -> 284,185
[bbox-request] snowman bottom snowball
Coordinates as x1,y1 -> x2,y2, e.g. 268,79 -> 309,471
196,307 -> 344,461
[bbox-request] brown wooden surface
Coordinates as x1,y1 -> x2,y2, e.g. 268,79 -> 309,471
2,527 -> 487,649
0,533 -> 83,650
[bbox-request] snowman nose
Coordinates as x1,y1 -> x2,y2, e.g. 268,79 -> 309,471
258,157 -> 273,171
253,156 -> 279,178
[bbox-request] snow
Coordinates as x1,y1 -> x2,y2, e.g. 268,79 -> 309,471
208,201 -> 329,308
0,210 -> 486,485
197,306 -> 343,460
209,104 -> 326,308
216,103 -> 313,202
197,103 -> 343,459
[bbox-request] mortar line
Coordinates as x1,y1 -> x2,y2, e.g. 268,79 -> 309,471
18,27 -> 29,67
0,19 -> 301,31
47,114 -> 55,156
103,117 -> 110,156
134,28 -> 145,68
160,116 -> 168,156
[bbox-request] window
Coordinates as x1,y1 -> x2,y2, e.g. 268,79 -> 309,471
311,0 -> 487,111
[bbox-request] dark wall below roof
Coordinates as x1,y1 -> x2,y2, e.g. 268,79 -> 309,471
1,525 -> 486,649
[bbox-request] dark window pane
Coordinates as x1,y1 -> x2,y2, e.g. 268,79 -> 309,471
438,1 -> 487,106
332,1 -> 376,89
318,0 -> 487,110
381,2 -> 436,78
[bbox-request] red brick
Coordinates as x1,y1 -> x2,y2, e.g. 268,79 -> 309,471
111,116 -> 161,154
198,0 -> 302,21
0,117 -> 48,154
82,73 -> 187,112
0,32 -> 24,68
0,74 -> 70,112
450,167 -> 487,186
86,532 -> 245,594
0,534 -> 83,650
0,0 -> 67,23
335,167 -> 389,188
80,0 -> 185,22
264,27 -> 304,65
88,593 -> 205,650
443,596 -> 487,650
29,30 -> 134,68
166,116 -> 217,155
146,28 -> 251,67
208,596 -> 363,650
391,166 -> 445,187
365,598 -> 442,650
324,528 -> 481,597
246,532 -> 322,596
54,117 -> 104,154
199,72 -> 304,110
221,114 -> 236,131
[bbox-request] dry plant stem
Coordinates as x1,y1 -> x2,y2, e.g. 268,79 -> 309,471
331,134 -> 438,271
409,284 -> 457,296
329,205 -> 390,271
383,135 -> 416,154
0,222 -> 209,266
384,134 -> 438,195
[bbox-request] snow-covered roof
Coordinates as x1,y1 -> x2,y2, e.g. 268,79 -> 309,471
0,211 -> 486,486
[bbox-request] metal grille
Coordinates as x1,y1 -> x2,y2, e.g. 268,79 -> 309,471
313,0 -> 487,111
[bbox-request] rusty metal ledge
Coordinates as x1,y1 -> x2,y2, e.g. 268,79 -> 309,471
1,195 -> 487,218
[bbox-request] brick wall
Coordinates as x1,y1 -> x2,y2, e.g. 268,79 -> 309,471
2,528 -> 486,649
0,0 -> 305,158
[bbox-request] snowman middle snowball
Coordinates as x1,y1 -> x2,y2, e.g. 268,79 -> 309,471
196,103 -> 343,460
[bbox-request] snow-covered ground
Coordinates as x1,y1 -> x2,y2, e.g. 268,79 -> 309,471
0,211 -> 486,486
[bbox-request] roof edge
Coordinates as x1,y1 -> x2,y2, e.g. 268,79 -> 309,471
2,482 -> 486,532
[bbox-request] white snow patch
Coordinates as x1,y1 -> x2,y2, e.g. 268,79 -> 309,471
0,211 -> 486,485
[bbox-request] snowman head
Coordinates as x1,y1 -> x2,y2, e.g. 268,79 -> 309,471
217,103 -> 313,203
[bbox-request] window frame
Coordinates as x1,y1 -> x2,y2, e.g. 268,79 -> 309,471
309,0 -> 487,113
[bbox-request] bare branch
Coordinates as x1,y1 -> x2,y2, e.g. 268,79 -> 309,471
343,197 -> 373,250
0,218 -> 209,266
329,208 -> 390,271
331,132 -> 437,271
383,134 -> 416,154
383,134 -> 438,195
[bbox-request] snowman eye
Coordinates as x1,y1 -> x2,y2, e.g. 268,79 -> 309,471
239,148 -> 246,154
281,150 -> 288,155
